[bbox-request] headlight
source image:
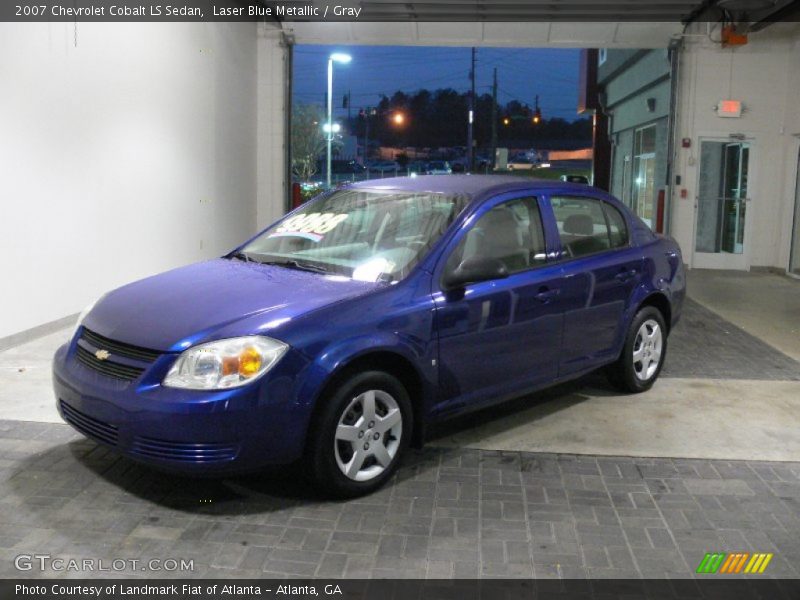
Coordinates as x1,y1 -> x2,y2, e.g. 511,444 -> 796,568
163,336 -> 288,390
68,294 -> 105,344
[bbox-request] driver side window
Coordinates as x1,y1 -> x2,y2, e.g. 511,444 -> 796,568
445,197 -> 546,276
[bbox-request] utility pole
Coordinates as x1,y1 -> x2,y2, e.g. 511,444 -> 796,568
491,67 -> 498,171
363,107 -> 371,166
467,47 -> 475,172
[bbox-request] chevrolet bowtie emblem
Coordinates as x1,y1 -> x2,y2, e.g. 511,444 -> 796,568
95,349 -> 111,361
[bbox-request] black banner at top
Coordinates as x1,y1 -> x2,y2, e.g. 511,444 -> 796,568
3,0 -> 800,23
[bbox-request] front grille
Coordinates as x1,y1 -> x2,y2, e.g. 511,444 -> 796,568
76,328 -> 161,382
81,328 -> 161,362
60,400 -> 118,446
131,436 -> 238,464
75,345 -> 145,381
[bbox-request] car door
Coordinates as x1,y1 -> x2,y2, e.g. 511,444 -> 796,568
546,194 -> 644,377
431,194 -> 565,417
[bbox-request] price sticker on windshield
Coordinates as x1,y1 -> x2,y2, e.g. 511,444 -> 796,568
270,213 -> 348,242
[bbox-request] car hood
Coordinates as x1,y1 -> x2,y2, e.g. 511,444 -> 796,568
82,259 -> 380,352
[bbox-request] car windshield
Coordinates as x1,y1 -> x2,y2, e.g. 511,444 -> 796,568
237,188 -> 470,282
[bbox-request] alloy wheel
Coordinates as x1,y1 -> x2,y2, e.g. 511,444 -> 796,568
334,389 -> 402,482
632,318 -> 663,381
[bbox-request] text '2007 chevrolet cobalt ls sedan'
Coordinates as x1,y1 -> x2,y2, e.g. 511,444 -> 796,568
53,175 -> 685,496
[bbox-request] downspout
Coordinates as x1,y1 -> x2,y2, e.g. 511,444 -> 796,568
664,37 -> 682,237
282,31 -> 294,214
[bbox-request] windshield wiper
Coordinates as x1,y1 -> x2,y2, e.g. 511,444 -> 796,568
262,259 -> 329,274
229,251 -> 253,263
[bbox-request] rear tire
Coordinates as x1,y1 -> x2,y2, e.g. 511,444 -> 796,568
606,306 -> 667,393
308,370 -> 411,498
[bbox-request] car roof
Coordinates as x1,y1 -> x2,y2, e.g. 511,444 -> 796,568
346,174 -> 597,199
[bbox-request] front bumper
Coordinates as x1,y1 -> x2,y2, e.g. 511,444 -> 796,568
52,341 -> 309,474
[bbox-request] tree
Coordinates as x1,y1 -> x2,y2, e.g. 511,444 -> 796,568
291,104 -> 327,181
339,88 -> 592,150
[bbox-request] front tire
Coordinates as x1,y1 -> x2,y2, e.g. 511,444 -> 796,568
606,306 -> 667,393
308,370 -> 411,498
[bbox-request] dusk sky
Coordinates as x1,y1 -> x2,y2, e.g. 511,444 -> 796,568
292,45 -> 583,121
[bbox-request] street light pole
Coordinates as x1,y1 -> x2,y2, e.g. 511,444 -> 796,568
491,68 -> 498,171
467,47 -> 475,172
326,53 -> 352,189
364,108 -> 370,167
326,58 -> 334,189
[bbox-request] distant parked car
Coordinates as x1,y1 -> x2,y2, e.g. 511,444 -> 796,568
314,160 -> 366,174
507,157 -> 537,171
560,175 -> 590,184
426,160 -> 452,175
367,160 -> 401,174
406,161 -> 428,175
309,160 -> 366,186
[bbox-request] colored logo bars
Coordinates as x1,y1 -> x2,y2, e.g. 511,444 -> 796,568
696,552 -> 773,574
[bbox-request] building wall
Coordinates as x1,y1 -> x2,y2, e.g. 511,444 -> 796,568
256,24 -> 288,229
601,49 -> 671,225
601,50 -> 670,117
670,23 -> 800,270
597,49 -> 642,79
0,22 -> 264,340
779,34 -> 800,271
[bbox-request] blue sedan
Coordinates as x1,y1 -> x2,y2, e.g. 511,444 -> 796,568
53,175 -> 685,496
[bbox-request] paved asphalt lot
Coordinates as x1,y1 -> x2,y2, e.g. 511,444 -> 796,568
0,421 -> 799,580
0,294 -> 799,580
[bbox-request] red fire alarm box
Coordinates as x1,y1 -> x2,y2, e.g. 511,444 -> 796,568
682,138 -> 691,148
722,26 -> 748,47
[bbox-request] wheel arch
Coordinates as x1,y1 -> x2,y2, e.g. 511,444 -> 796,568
305,350 -> 427,451
637,291 -> 673,334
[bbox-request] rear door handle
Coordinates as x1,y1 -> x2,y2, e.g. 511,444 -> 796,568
534,287 -> 560,303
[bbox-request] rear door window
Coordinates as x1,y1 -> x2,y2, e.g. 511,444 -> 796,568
603,203 -> 629,248
551,196 -> 618,259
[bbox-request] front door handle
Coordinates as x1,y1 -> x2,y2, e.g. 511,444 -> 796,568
534,287 -> 560,303
615,269 -> 637,283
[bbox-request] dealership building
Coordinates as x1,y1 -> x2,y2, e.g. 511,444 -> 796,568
588,25 -> 800,275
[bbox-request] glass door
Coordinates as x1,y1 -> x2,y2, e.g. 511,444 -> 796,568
693,139 -> 752,270
631,125 -> 657,228
790,145 -> 800,277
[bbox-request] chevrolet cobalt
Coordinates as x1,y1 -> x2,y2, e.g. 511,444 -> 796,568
53,176 -> 685,496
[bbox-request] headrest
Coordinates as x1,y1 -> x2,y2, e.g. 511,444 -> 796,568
563,213 -> 594,236
480,208 -> 518,230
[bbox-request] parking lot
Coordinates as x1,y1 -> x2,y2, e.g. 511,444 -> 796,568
1,269 -> 798,580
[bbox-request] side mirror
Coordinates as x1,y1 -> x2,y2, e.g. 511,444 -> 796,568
442,256 -> 509,290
